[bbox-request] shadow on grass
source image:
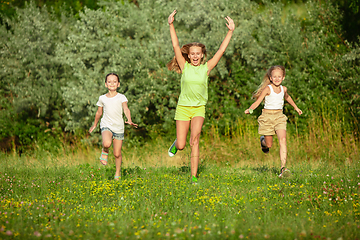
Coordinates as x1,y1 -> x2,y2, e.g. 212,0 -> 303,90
252,165 -> 279,175
106,164 -> 207,180
177,162 -> 206,176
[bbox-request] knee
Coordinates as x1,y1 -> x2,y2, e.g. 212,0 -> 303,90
177,142 -> 185,150
190,136 -> 200,147
113,152 -> 122,159
103,141 -> 112,149
263,138 -> 272,148
279,137 -> 287,146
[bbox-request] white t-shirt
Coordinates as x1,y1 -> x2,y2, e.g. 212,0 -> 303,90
96,93 -> 128,133
264,85 -> 284,110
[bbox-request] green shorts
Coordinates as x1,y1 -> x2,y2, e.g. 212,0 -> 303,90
258,109 -> 288,135
174,105 -> 205,121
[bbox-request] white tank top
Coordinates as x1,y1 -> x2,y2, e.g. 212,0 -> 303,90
264,85 -> 284,110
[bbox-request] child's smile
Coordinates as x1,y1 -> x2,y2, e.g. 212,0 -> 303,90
105,75 -> 120,90
270,69 -> 285,86
188,46 -> 203,66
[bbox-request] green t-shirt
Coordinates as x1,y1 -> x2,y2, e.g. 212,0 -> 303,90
178,62 -> 209,106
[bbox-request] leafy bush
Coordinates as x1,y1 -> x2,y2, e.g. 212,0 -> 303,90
0,0 -> 359,153
59,0 -> 359,135
0,2 -> 74,151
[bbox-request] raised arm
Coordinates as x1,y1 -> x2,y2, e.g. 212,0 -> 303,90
207,16 -> 235,74
168,10 -> 186,71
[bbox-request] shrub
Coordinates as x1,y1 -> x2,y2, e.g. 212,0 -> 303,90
0,0 -> 359,153
0,2 -> 75,151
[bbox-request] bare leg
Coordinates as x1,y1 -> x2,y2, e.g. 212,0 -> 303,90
189,117 -> 204,178
101,131 -> 113,165
276,129 -> 287,169
176,120 -> 190,150
113,139 -> 123,179
263,135 -> 273,148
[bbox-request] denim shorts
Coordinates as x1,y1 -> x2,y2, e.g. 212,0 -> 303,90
101,127 -> 125,140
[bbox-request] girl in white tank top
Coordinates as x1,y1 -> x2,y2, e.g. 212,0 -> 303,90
264,85 -> 284,110
244,66 -> 303,178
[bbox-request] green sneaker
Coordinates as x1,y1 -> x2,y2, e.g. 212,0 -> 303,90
191,176 -> 198,185
168,139 -> 178,157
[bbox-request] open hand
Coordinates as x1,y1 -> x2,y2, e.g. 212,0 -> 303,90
168,10 -> 177,25
225,16 -> 235,31
89,125 -> 96,133
126,121 -> 138,128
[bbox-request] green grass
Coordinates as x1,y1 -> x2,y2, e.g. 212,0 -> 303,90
1,117 -> 359,239
1,160 -> 359,239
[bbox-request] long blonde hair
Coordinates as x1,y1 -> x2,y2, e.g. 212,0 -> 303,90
167,42 -> 207,74
252,65 -> 286,100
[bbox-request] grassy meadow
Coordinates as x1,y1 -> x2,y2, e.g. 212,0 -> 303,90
0,118 -> 359,240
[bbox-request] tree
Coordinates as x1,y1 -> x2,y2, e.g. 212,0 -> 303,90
0,2 -> 74,152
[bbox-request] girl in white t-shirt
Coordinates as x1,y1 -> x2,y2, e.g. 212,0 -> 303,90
244,66 -> 302,178
89,73 -> 138,180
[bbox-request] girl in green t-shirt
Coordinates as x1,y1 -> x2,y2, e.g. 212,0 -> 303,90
166,10 -> 235,184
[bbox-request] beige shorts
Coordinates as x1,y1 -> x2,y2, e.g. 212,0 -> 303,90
258,109 -> 288,135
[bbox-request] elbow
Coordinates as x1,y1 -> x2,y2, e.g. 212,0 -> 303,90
96,111 -> 102,118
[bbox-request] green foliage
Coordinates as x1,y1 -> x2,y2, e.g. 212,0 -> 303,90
0,0 -> 98,20
61,0 -> 355,137
0,0 -> 359,153
335,41 -> 360,129
0,2 -> 75,151
224,0 -> 359,133
56,1 -> 178,135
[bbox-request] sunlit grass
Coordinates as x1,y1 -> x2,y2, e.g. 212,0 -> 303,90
1,160 -> 359,239
0,115 -> 359,239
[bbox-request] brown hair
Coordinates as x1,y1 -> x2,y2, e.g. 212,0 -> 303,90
252,65 -> 286,100
105,73 -> 119,83
166,42 -> 207,74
